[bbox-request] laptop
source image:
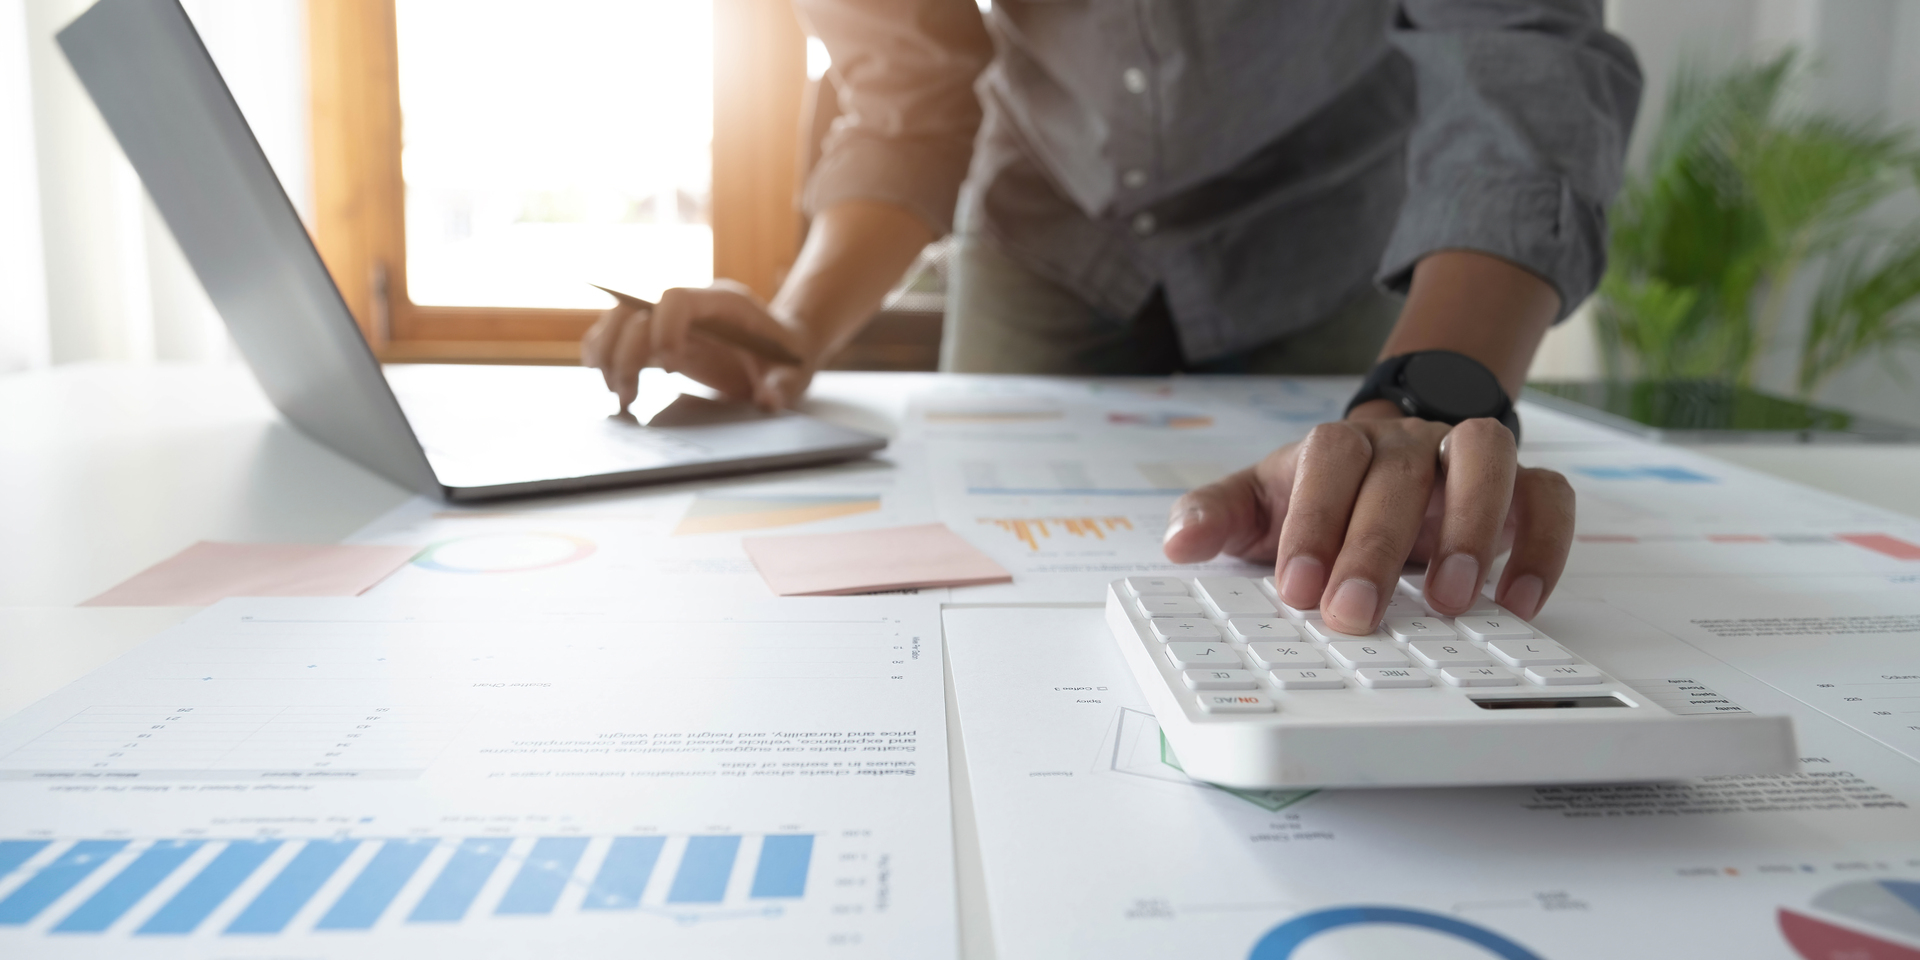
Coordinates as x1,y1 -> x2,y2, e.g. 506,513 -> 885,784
56,0 -> 886,502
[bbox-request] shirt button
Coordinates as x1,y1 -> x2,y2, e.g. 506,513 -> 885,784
1122,168 -> 1148,189
1131,212 -> 1156,236
1123,67 -> 1147,94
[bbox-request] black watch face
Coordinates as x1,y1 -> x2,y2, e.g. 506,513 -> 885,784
1399,352 -> 1504,419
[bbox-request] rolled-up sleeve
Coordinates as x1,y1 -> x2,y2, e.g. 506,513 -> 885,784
1377,0 -> 1642,318
793,0 -> 992,236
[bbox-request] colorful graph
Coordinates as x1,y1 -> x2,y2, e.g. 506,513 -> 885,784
412,533 -> 596,573
980,517 -> 1134,552
1780,878 -> 1920,959
1107,411 -> 1213,429
1249,906 -> 1543,959
1571,465 -> 1718,483
1575,531 -> 1920,560
0,833 -> 814,937
673,494 -> 880,535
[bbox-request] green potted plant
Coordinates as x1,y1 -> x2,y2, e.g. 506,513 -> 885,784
1556,52 -> 1920,436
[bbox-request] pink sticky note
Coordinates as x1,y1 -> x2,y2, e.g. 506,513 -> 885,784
81,541 -> 419,606
743,523 -> 1012,596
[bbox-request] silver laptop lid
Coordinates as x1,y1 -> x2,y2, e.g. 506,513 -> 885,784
58,0 -> 442,496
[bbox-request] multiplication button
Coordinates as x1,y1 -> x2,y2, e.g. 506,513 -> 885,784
1226,618 -> 1299,642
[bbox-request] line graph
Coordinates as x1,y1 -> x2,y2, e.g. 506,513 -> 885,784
978,517 -> 1135,552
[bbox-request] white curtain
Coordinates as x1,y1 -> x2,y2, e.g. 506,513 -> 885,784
1,0 -> 306,374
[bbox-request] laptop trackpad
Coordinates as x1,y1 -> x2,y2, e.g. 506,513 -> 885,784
646,393 -> 772,428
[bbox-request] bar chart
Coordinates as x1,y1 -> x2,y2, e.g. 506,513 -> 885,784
0,832 -> 816,938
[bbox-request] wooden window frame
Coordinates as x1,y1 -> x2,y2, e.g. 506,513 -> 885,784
307,0 -> 807,364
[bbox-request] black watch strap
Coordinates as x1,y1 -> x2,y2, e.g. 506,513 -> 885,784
1345,350 -> 1521,443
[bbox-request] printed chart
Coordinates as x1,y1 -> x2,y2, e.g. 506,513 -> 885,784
1778,878 -> 1920,959
673,494 -> 881,535
959,460 -> 1226,496
412,534 -> 596,574
1106,411 -> 1213,430
0,832 -> 816,938
0,705 -> 464,778
978,517 -> 1134,553
1247,906 -> 1545,960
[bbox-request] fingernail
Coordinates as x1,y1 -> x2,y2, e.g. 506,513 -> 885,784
1162,507 -> 1201,545
1327,578 -> 1378,632
1502,574 -> 1545,619
1426,553 -> 1480,612
1277,556 -> 1326,608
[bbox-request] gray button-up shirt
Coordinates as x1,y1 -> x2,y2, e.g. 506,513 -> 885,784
796,0 -> 1642,362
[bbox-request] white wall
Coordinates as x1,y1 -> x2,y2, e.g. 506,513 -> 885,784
0,0 -> 47,372
6,0 -> 306,373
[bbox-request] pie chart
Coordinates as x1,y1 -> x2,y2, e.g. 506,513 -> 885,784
1780,879 -> 1920,959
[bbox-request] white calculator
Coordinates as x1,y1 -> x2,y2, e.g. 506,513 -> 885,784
1105,574 -> 1797,789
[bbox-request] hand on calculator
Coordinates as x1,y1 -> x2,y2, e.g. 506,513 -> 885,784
1160,410 -> 1574,636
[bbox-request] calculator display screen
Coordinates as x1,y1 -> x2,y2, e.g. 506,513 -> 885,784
1471,695 -> 1630,710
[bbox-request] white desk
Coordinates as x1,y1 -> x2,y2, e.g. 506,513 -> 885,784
4,361 -> 1919,958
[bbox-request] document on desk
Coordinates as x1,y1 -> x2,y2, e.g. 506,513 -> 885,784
944,602 -> 1920,960
0,597 -> 955,959
346,445 -> 941,602
1609,590 -> 1920,765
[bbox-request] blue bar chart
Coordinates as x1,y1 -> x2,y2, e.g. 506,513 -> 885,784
0,832 -> 815,938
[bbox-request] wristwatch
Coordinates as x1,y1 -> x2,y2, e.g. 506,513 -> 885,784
1344,350 -> 1521,443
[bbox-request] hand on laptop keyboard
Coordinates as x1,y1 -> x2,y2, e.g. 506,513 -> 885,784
581,280 -> 814,414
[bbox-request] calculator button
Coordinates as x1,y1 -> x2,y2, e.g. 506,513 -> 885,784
1257,577 -> 1281,600
1454,616 -> 1535,642
1408,640 -> 1491,667
1327,642 -> 1410,669
1357,667 -> 1431,689
1126,576 -> 1189,596
1487,639 -> 1575,667
1246,642 -> 1326,668
1226,618 -> 1299,642
1277,599 -> 1322,621
1270,668 -> 1345,690
1398,570 -> 1427,595
1196,692 -> 1275,714
1382,599 -> 1427,620
1302,619 -> 1390,644
1150,619 -> 1221,641
1137,596 -> 1206,619
1194,578 -> 1279,617
1443,595 -> 1512,618
1183,669 -> 1260,690
1165,642 -> 1243,669
1441,665 -> 1520,687
1385,617 -> 1457,642
1525,664 -> 1605,685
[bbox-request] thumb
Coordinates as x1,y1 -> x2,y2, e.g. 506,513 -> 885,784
757,365 -> 811,412
1161,468 -> 1266,564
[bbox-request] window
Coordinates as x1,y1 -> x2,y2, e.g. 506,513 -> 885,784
307,0 -> 806,362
